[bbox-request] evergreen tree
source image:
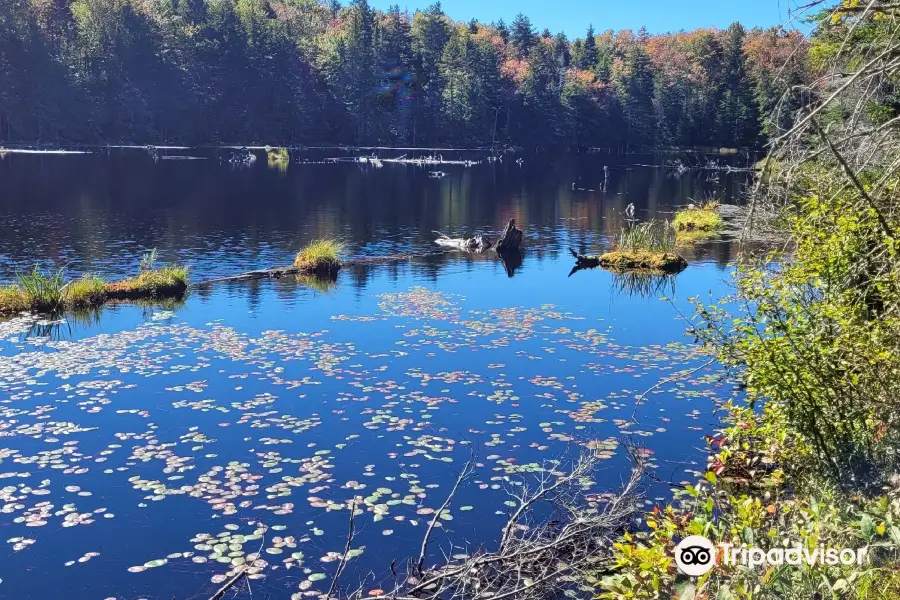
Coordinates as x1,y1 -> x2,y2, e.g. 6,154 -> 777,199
553,32 -> 570,68
621,42 -> 656,148
509,13 -> 534,59
495,18 -> 508,43
580,25 -> 597,71
717,22 -> 759,146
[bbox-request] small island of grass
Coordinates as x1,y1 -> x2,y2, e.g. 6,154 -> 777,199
673,200 -> 724,242
293,239 -> 344,276
0,257 -> 188,316
570,220 -> 688,275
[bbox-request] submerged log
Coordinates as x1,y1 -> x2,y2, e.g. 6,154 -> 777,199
494,219 -> 524,253
191,251 -> 450,288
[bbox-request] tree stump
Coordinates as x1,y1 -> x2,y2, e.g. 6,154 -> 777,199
495,219 -> 523,253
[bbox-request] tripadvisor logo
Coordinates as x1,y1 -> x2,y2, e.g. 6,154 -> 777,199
674,535 -> 870,576
675,536 -> 716,576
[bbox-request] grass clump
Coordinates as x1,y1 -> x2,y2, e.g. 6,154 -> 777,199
0,285 -> 29,313
266,147 -> 289,172
293,239 -> 344,275
64,275 -> 107,308
105,265 -> 189,299
590,221 -> 687,274
617,220 -> 676,253
0,261 -> 189,316
673,201 -> 724,239
18,267 -> 66,311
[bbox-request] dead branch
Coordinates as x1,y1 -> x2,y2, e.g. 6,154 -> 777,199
416,459 -> 475,574
350,447 -> 643,600
327,499 -> 359,599
209,566 -> 247,600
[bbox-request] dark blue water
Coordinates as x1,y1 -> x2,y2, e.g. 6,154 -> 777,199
0,150 -> 745,599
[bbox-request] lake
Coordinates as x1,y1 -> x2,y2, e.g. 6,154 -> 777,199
0,149 -> 748,599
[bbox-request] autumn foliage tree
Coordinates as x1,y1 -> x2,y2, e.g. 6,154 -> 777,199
0,0 -> 809,149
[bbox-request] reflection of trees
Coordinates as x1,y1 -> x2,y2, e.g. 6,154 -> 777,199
0,152 -> 744,287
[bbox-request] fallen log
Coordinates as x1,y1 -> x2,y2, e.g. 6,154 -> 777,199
191,251 -> 450,288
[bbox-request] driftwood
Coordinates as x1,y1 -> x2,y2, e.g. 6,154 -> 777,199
432,220 -> 523,254
342,447 -> 644,600
433,231 -> 492,252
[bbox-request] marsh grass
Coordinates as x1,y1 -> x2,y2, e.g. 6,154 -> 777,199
18,267 -> 66,311
583,221 -> 689,273
616,220 -> 677,253
1,264 -> 189,315
106,265 -> 189,299
0,285 -> 29,313
293,239 -> 344,274
64,275 -> 107,308
140,248 -> 158,272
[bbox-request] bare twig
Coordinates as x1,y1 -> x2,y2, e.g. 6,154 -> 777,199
327,499 -> 359,599
416,459 -> 474,574
209,567 -> 247,600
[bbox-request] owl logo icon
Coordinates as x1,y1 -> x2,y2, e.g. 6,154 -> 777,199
675,535 -> 716,576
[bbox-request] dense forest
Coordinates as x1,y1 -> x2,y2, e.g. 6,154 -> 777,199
0,0 -> 809,148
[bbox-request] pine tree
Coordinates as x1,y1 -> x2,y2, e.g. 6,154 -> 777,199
509,13 -> 534,59
622,42 -> 656,148
553,32 -> 570,68
717,22 -> 759,147
580,25 -> 597,71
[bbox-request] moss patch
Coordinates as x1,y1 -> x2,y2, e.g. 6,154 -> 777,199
673,208 -> 723,232
598,249 -> 688,274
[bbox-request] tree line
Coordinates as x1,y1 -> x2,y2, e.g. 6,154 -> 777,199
0,0 -> 809,148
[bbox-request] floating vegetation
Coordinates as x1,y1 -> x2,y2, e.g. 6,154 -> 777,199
104,265 -> 188,299
0,286 -> 728,599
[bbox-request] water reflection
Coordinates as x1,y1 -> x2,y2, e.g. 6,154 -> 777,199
0,151 -> 752,284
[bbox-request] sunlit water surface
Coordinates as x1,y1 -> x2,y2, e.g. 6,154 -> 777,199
0,150 -> 749,599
